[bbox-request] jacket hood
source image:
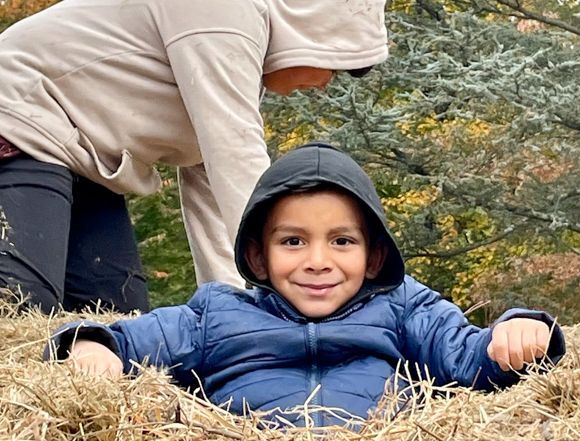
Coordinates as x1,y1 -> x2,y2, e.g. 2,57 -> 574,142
235,142 -> 405,291
263,0 -> 388,74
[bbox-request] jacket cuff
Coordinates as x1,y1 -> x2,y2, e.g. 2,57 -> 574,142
42,321 -> 120,361
475,308 -> 566,391
493,308 -> 566,365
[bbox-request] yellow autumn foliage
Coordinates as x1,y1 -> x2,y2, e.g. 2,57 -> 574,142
383,186 -> 439,212
0,0 -> 56,24
265,123 -> 314,153
397,112 -> 492,146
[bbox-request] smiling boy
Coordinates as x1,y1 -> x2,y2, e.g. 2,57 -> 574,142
245,189 -> 384,318
46,143 -> 566,427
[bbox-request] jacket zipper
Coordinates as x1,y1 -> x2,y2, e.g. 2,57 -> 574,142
307,322 -> 322,427
321,302 -> 364,322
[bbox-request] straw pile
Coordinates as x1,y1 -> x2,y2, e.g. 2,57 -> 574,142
0,297 -> 578,440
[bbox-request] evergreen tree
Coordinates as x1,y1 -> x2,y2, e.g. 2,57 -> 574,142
262,1 -> 579,324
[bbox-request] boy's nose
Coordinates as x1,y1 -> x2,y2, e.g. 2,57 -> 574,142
304,244 -> 332,272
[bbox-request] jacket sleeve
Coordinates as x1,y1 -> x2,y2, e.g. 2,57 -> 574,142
398,277 -> 566,391
43,303 -> 205,387
168,27 -> 271,287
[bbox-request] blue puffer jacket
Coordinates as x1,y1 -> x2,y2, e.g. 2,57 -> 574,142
48,277 -> 565,427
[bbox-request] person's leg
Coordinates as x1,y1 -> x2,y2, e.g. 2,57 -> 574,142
63,177 -> 150,313
0,154 -> 73,314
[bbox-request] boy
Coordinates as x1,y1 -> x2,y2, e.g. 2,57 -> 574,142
45,143 -> 566,427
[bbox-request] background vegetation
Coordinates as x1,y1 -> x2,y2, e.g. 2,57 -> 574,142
1,0 -> 578,324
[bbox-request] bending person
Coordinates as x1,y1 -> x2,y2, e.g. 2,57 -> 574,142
0,0 -> 388,312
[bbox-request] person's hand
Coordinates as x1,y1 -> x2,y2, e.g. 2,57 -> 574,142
487,318 -> 550,371
67,339 -> 123,377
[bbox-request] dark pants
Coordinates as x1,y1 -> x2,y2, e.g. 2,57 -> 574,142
0,154 -> 150,313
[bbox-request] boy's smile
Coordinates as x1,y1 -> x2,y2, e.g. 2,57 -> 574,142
246,189 -> 383,318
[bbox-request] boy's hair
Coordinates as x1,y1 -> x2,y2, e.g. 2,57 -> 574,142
245,183 -> 388,255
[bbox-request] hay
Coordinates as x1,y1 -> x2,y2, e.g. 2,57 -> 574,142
0,301 -> 578,440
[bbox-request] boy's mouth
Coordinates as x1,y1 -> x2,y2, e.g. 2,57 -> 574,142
297,283 -> 338,296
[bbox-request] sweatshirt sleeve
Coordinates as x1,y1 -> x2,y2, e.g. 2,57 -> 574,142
398,277 -> 566,391
167,30 -> 271,286
43,303 -> 206,387
178,164 -> 246,288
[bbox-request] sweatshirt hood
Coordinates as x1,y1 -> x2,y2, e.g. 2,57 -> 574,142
235,142 -> 405,291
263,0 -> 388,74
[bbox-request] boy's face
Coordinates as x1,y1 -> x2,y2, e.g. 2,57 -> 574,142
246,190 -> 384,319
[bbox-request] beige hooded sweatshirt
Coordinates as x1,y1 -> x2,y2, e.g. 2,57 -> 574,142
0,0 -> 388,287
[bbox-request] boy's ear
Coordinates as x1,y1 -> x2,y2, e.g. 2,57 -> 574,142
245,239 -> 269,281
366,245 -> 387,280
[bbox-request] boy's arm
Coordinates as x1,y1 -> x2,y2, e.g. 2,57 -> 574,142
398,277 -> 566,391
43,303 -> 205,386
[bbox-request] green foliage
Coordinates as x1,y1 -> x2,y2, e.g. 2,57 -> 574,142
262,4 -> 579,325
127,166 -> 195,308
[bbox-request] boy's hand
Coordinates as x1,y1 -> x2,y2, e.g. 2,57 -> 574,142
487,318 -> 550,371
67,339 -> 124,377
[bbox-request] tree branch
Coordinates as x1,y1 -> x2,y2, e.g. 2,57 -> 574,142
416,0 -> 447,22
441,180 -> 580,233
499,203 -> 580,233
472,0 -> 580,35
405,225 -> 517,259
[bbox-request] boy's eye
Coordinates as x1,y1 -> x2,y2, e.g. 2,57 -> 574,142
333,237 -> 354,246
282,237 -> 303,246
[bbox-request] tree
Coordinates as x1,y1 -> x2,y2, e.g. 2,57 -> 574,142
262,1 -> 579,324
127,168 -> 195,308
464,0 -> 580,35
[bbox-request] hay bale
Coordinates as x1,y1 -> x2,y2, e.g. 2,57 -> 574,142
0,302 -> 578,440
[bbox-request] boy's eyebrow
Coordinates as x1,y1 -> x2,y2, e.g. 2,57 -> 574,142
270,225 -> 307,235
270,225 -> 364,235
327,226 -> 365,235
